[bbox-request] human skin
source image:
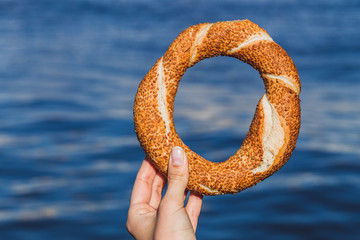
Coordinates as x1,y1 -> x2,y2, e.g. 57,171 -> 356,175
127,147 -> 203,240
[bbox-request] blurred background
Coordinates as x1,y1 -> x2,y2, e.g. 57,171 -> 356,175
1,0 -> 359,239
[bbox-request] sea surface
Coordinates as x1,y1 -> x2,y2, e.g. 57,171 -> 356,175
1,0 -> 360,239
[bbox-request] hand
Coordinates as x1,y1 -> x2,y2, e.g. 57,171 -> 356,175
127,147 -> 203,240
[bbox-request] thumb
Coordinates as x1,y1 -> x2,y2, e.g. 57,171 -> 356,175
164,146 -> 189,204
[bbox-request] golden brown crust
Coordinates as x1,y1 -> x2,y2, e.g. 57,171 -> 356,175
134,20 -> 301,195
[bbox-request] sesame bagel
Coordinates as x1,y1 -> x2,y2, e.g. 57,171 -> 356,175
134,20 -> 301,196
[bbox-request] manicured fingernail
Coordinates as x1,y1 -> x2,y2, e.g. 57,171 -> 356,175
170,147 -> 184,166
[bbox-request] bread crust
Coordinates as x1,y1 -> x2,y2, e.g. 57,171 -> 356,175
134,20 -> 301,195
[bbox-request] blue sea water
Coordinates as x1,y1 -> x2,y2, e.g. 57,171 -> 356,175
0,0 -> 360,239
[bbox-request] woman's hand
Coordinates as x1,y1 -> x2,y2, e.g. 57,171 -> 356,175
127,147 -> 203,240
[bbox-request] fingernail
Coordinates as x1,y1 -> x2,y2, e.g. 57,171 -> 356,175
170,147 -> 184,166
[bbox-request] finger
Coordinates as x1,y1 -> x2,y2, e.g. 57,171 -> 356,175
185,192 -> 203,231
162,147 -> 189,206
149,172 -> 167,209
130,159 -> 157,205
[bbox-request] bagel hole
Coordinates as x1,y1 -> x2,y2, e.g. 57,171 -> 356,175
174,56 -> 263,162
